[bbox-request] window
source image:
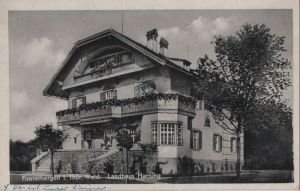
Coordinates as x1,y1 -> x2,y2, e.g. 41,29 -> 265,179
84,131 -> 92,140
134,81 -> 155,97
205,115 -> 210,127
177,124 -> 183,146
73,137 -> 77,144
230,137 -> 237,153
72,97 -> 86,108
151,122 -> 183,146
192,130 -> 202,150
126,129 -> 136,143
100,89 -> 117,101
152,123 -> 158,143
213,134 -> 222,152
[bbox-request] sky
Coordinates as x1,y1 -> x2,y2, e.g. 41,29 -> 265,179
9,10 -> 293,141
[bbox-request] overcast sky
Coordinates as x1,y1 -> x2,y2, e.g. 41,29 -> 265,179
9,10 -> 293,141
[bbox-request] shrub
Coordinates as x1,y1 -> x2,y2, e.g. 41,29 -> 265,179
55,160 -> 63,174
103,161 -> 114,175
212,162 -> 216,173
178,156 -> 194,176
139,143 -> 157,152
153,162 -> 162,175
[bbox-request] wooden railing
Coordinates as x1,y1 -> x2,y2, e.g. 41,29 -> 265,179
57,94 -> 196,124
57,112 -> 80,124
121,99 -> 158,115
80,107 -> 112,119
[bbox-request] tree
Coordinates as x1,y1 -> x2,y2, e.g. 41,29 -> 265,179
244,101 -> 293,170
115,128 -> 133,175
195,24 -> 291,177
33,124 -> 68,177
10,140 -> 36,171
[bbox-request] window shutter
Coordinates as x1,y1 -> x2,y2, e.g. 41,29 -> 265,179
72,99 -> 76,108
188,117 -> 192,130
100,92 -> 105,101
190,130 -> 193,149
113,89 -> 117,99
230,138 -> 233,152
82,96 -> 86,104
199,131 -> 202,150
134,85 -> 140,97
213,135 -> 216,151
220,136 -> 223,152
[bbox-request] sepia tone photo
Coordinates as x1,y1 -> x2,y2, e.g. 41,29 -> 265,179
5,6 -> 297,189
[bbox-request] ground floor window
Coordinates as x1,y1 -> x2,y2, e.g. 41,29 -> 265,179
151,122 -> 183,146
213,134 -> 222,152
126,129 -> 136,143
192,130 -> 202,150
230,137 -> 237,153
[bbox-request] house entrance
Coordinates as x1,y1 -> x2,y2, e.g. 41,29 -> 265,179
82,124 -> 117,150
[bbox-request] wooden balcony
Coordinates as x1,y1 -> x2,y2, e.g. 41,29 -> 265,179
121,99 -> 158,116
57,112 -> 80,125
56,94 -> 196,125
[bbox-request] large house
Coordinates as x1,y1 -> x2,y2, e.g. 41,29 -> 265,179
32,28 -> 244,175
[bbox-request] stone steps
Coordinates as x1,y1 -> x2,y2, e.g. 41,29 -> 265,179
36,158 -> 51,173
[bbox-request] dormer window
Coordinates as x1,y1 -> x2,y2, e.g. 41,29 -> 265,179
100,89 -> 117,101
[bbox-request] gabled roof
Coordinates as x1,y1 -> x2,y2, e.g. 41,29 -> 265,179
43,28 -> 193,99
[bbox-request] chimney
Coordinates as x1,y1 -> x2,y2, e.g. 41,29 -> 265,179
146,28 -> 158,52
183,60 -> 192,71
159,37 -> 169,56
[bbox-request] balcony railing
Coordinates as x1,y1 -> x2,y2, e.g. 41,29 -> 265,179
56,93 -> 196,125
57,111 -> 80,124
121,99 -> 158,115
80,106 -> 112,119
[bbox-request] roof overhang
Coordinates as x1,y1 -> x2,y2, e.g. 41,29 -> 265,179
43,28 -> 193,99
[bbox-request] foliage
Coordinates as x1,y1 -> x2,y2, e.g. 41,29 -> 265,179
195,24 -> 292,177
178,156 -> 195,176
153,162 -> 163,175
139,160 -> 148,174
55,160 -> 63,174
130,160 -> 138,175
56,93 -> 196,117
33,124 -> 68,177
115,129 -> 134,150
10,140 -> 36,171
244,101 -> 293,170
115,129 -> 134,174
139,143 -> 158,152
33,124 -> 68,152
103,161 -> 114,175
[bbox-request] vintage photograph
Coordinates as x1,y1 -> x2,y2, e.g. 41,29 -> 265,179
8,9 -> 294,185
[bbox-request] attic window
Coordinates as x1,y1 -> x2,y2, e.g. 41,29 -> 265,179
205,115 -> 210,127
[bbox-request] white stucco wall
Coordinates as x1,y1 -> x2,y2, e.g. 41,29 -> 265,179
62,125 -> 82,149
191,108 -> 244,162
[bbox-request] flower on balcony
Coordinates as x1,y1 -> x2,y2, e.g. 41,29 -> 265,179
56,93 -> 197,117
